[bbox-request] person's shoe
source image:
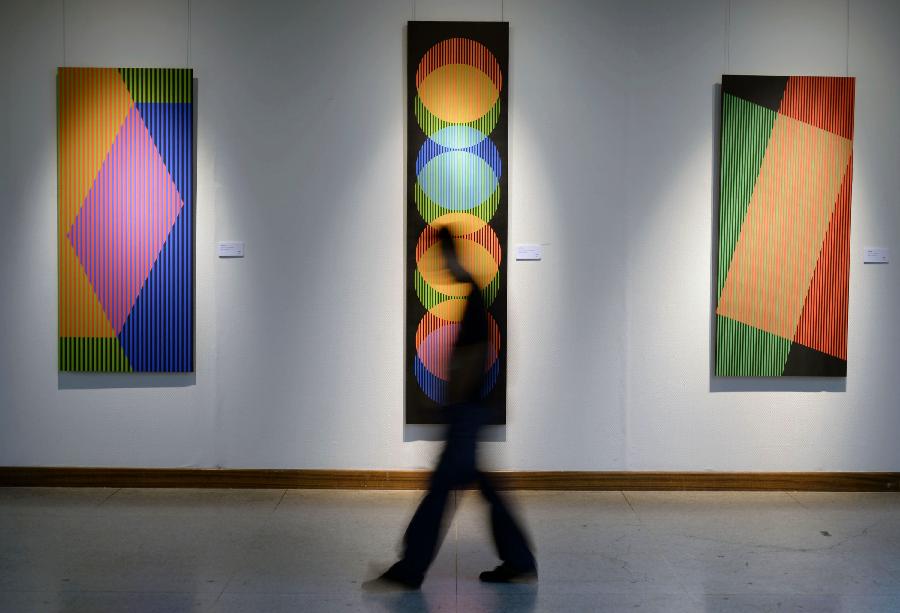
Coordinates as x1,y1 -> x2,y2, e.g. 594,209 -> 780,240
362,563 -> 424,591
479,562 -> 537,583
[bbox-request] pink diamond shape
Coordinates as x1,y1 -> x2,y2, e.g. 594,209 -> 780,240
67,107 -> 185,333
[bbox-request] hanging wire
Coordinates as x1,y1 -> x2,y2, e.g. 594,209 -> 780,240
62,0 -> 67,66
725,0 -> 731,74
187,0 -> 191,67
845,0 -> 850,76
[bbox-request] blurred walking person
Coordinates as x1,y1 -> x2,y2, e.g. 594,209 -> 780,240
371,226 -> 536,590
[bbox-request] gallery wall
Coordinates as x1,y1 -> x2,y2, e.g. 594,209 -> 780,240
1,0 -> 897,471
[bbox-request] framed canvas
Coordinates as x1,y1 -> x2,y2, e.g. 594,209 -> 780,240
716,75 -> 854,377
58,68 -> 194,372
406,23 -> 508,423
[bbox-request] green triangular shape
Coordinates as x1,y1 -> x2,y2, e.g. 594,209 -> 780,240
715,316 -> 791,377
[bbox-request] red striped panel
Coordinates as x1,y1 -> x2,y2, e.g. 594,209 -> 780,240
415,37 -> 502,93
792,155 -> 853,360
779,77 -> 855,139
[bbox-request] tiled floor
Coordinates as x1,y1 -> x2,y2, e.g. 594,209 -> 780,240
1,488 -> 899,612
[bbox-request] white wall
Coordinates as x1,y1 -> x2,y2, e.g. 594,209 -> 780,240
1,0 -> 897,471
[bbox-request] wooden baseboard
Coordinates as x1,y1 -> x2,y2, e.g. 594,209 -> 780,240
1,467 -> 898,491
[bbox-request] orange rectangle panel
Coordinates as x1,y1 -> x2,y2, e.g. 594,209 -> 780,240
716,113 -> 852,341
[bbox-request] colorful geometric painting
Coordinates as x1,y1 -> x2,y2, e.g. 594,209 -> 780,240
406,23 -> 508,423
716,75 -> 855,377
58,68 -> 193,372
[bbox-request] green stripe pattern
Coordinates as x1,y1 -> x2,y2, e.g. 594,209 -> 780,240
415,181 -> 499,225
415,95 -> 500,142
717,94 -> 776,300
415,269 -> 500,311
715,316 -> 791,376
716,93 -> 782,376
59,338 -> 133,372
119,68 -> 193,103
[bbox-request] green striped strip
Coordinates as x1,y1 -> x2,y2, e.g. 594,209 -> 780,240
414,269 -> 501,311
415,181 -> 500,225
715,316 -> 790,376
717,93 -> 776,300
119,68 -> 192,103
414,95 -> 500,140
59,338 -> 133,372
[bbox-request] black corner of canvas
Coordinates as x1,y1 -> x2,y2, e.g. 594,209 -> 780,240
722,75 -> 789,112
782,343 -> 847,377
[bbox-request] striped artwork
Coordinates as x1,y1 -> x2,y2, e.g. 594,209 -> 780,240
58,68 -> 193,372
716,75 -> 854,377
406,23 -> 508,424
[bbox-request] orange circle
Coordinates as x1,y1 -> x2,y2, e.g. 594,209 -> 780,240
415,38 -> 502,124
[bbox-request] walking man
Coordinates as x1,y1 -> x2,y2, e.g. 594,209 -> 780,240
373,226 -> 536,589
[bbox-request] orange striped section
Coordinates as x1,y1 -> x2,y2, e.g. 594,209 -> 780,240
418,241 -> 498,295
716,113 -> 852,340
779,77 -> 855,139
793,155 -> 853,359
58,68 -> 134,337
58,68 -> 133,231
418,65 -> 498,124
415,38 -> 502,126
429,299 -> 468,323
59,242 -> 116,337
415,221 -> 502,264
415,221 -> 502,295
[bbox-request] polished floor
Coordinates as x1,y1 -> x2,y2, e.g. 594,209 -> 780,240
1,487 -> 899,612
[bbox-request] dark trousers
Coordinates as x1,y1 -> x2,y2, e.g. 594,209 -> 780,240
396,404 -> 535,579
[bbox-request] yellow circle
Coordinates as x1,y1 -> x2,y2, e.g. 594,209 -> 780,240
418,64 -> 500,124
418,240 -> 499,295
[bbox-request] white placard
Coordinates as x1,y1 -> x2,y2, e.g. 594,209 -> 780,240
863,247 -> 889,264
515,244 -> 542,261
217,241 -> 245,258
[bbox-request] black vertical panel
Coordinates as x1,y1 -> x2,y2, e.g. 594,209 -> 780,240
406,22 -> 509,425
782,342 -> 848,377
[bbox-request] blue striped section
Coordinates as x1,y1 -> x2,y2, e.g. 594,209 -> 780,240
135,102 -> 193,210
414,354 -> 447,405
414,354 -> 501,406
117,202 -> 193,372
116,100 -> 193,372
480,358 -> 500,398
429,125 -> 488,149
415,134 -> 502,178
